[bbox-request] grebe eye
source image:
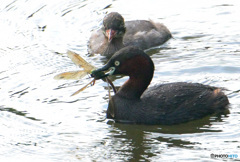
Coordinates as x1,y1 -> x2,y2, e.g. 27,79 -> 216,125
114,61 -> 120,66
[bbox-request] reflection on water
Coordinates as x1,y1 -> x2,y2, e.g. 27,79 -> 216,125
0,0 -> 240,161
104,113 -> 229,161
0,107 -> 41,121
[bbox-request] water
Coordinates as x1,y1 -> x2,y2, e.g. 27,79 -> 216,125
0,0 -> 240,161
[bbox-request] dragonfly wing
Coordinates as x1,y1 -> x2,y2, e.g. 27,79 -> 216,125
54,70 -> 87,80
67,50 -> 95,73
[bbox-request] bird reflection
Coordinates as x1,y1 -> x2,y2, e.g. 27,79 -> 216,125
104,112 -> 229,161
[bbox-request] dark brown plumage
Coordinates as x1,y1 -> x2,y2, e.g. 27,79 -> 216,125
91,46 -> 229,125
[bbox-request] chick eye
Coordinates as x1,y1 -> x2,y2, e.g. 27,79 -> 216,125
114,61 -> 120,66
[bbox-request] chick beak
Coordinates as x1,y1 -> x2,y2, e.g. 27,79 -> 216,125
106,29 -> 117,42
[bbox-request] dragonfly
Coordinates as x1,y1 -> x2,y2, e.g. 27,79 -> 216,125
54,51 -> 116,96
